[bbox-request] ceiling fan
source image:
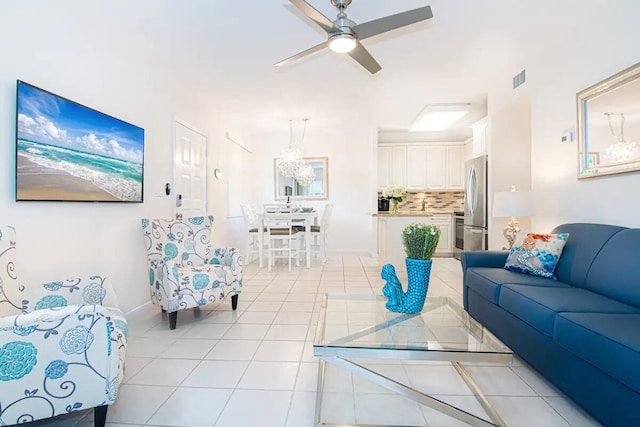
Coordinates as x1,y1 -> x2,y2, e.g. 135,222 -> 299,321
275,0 -> 433,74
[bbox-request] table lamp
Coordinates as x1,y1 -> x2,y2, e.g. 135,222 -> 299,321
493,186 -> 534,250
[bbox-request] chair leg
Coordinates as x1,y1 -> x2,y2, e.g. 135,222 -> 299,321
232,294 -> 239,310
169,311 -> 177,330
321,234 -> 328,263
94,405 -> 108,427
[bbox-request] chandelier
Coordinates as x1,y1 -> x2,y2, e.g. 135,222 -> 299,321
277,119 -> 305,178
605,112 -> 639,163
295,163 -> 316,186
278,119 -> 315,186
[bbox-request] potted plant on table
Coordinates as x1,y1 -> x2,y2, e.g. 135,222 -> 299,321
382,185 -> 407,214
381,223 -> 441,313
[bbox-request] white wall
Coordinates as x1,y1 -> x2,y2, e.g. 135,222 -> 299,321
250,117 -> 378,254
487,93 -> 532,249
528,4 -> 640,232
0,2 -> 233,313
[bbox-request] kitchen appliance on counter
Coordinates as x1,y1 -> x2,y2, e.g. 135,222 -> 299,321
378,198 -> 390,212
463,156 -> 488,252
453,211 -> 464,260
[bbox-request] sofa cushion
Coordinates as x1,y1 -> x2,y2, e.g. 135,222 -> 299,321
504,233 -> 569,279
555,313 -> 640,393
551,223 -> 625,288
584,229 -> 640,309
465,267 -> 570,304
498,284 -> 640,337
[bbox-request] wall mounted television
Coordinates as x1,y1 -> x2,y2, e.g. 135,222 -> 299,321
16,81 -> 144,202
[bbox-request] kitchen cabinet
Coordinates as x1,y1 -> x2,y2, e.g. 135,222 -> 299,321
406,146 -> 428,190
377,214 -> 454,268
426,146 -> 446,190
472,117 -> 488,157
379,143 -> 464,191
378,146 -> 406,190
446,145 -> 464,190
431,214 -> 452,253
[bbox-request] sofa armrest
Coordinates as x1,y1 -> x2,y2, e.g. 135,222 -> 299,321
210,248 -> 243,275
19,276 -> 119,313
461,251 -> 509,274
0,304 -> 127,423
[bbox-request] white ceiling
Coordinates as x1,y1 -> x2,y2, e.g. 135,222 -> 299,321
144,0 -> 604,142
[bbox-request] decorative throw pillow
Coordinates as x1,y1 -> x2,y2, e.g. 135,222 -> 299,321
504,233 -> 570,279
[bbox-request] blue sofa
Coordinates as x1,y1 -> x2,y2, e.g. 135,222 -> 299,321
462,223 -> 640,427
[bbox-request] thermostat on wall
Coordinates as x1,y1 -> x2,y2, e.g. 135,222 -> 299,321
561,127 -> 575,143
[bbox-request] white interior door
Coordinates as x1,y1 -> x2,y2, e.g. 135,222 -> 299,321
173,119 -> 208,217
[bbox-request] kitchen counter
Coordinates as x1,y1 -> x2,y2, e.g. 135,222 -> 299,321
372,211 -> 454,217
376,213 -> 454,265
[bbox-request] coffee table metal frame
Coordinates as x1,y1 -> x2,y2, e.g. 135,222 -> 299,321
313,294 -> 512,427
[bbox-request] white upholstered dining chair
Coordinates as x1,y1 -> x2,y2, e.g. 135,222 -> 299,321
310,203 -> 333,262
264,213 -> 301,272
240,204 -> 261,264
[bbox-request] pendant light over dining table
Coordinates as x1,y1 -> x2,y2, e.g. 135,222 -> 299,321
277,119 -> 315,186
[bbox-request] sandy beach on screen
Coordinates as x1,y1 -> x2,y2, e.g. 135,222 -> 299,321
16,155 -> 120,201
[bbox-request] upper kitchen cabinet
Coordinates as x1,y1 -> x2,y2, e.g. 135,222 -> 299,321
446,145 -> 464,189
406,146 -> 428,190
379,143 -> 464,191
378,145 -> 407,190
471,116 -> 488,157
426,146 -> 446,190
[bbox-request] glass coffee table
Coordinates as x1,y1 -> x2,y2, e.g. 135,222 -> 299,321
313,294 -> 513,427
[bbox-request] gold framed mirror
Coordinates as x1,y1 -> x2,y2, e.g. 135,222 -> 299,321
274,157 -> 329,200
577,61 -> 640,179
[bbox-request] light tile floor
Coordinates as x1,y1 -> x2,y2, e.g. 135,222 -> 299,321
25,255 -> 602,427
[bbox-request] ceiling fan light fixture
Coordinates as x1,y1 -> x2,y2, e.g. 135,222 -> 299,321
329,33 -> 357,53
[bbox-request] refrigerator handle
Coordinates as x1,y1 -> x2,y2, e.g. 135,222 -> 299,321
467,166 -> 477,216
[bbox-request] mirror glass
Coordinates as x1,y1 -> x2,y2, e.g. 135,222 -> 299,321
274,157 -> 328,200
578,62 -> 640,178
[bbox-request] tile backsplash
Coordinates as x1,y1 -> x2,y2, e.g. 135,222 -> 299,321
378,191 -> 464,212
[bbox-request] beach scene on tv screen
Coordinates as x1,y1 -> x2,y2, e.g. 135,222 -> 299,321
16,82 -> 144,202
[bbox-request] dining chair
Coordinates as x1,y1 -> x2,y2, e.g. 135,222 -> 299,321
264,213 -> 301,272
310,203 -> 334,262
240,204 -> 261,264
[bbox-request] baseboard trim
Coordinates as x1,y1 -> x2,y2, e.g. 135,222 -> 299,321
124,301 -> 152,317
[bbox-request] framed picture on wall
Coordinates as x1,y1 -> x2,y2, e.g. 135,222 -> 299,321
16,81 -> 145,202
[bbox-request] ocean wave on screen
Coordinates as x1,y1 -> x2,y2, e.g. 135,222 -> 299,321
19,152 -> 142,201
26,147 -> 43,154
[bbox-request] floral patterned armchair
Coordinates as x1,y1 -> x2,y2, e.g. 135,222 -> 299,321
141,216 -> 243,329
0,226 -> 127,427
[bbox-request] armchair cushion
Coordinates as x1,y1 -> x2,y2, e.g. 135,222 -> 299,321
0,304 -> 127,425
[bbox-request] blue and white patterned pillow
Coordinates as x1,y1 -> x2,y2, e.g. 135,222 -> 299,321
504,233 -> 569,279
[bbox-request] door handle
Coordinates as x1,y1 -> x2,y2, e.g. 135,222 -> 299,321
176,194 -> 183,207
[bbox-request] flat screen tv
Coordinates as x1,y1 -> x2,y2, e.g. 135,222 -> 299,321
16,81 -> 144,202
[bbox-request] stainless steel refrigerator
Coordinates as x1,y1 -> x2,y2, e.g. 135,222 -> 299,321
464,155 -> 488,251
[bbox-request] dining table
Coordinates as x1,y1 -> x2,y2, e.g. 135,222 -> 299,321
256,210 -> 319,268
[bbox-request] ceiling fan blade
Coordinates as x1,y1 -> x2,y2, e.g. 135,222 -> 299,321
274,41 -> 329,67
289,0 -> 338,34
352,6 -> 433,40
347,41 -> 382,74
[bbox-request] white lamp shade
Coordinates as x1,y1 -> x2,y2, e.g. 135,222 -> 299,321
493,191 -> 534,218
